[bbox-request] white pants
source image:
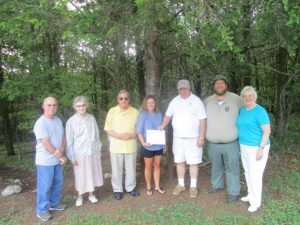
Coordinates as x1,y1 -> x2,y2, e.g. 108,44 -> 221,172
240,144 -> 270,207
110,152 -> 137,192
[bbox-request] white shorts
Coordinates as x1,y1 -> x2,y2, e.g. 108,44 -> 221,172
173,137 -> 203,165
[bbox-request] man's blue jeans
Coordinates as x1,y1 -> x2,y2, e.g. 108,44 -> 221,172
36,164 -> 63,213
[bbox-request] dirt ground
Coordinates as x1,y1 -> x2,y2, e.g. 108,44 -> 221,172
0,148 -> 268,225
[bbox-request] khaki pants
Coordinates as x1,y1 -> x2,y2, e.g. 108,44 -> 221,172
110,152 -> 137,192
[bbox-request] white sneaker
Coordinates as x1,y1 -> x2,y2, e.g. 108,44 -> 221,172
88,195 -> 98,204
248,205 -> 258,212
241,196 -> 250,202
76,197 -> 83,207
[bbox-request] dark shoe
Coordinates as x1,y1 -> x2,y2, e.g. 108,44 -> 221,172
49,203 -> 67,211
207,187 -> 223,194
127,188 -> 140,196
37,211 -> 52,221
227,195 -> 239,203
113,192 -> 123,200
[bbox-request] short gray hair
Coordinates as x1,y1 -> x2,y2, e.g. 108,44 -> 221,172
73,96 -> 89,109
117,90 -> 130,99
240,86 -> 258,102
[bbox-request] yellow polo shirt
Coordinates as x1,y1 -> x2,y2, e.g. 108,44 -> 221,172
104,105 -> 139,153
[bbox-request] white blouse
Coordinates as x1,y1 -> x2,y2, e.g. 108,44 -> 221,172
66,113 -> 102,163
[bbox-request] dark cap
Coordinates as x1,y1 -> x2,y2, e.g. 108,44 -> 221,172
177,79 -> 190,89
213,75 -> 229,84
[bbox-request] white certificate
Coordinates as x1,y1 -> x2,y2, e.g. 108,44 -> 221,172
146,130 -> 166,145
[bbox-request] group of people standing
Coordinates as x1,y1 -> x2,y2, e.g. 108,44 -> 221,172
33,75 -> 271,221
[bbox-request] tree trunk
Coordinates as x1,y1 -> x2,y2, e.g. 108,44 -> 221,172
92,60 -> 100,122
167,125 -> 174,181
132,2 -> 146,102
145,28 -> 162,96
275,47 -> 289,137
193,79 -> 202,98
242,0 -> 252,86
136,41 -> 145,102
100,66 -> 109,112
0,60 -> 15,155
1,103 -> 15,156
112,35 -> 130,90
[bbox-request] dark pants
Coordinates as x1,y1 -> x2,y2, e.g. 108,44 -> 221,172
207,140 -> 240,196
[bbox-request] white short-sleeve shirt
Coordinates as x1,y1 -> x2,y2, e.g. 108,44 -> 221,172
166,93 -> 206,138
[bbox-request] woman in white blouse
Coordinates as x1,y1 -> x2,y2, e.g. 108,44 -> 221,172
66,96 -> 103,207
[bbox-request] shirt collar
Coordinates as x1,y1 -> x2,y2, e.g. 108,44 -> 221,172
74,113 -> 88,121
117,105 -> 131,113
179,93 -> 193,100
214,92 -> 228,104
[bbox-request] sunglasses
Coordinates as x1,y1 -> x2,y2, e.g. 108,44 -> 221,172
119,97 -> 129,101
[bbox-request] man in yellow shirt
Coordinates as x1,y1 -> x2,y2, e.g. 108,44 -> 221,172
104,90 -> 139,200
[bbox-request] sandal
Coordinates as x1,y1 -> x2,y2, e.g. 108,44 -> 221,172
155,187 -> 165,194
146,189 -> 153,196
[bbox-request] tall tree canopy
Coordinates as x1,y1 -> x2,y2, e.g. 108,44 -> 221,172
0,0 -> 299,154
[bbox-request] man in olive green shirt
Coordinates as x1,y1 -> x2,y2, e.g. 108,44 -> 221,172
205,75 -> 243,203
104,90 -> 140,200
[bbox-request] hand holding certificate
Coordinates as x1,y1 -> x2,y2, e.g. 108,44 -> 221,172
146,130 -> 166,145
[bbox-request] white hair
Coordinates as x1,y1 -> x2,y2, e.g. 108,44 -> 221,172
73,96 -> 89,109
240,86 -> 258,102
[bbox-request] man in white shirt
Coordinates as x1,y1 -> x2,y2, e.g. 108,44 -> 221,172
159,80 -> 206,197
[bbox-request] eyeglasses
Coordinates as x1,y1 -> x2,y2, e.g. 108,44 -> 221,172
46,104 -> 57,107
118,97 -> 129,101
75,104 -> 86,108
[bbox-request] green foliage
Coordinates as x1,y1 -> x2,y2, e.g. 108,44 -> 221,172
282,0 -> 300,25
271,114 -> 300,153
134,0 -> 145,8
0,142 -> 35,172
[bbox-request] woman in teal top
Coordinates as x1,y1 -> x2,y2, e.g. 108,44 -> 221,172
236,86 -> 271,213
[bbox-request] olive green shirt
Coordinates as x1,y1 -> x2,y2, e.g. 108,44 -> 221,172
205,92 -> 243,143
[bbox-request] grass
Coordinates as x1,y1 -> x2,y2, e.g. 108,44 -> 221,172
0,157 -> 299,225
267,169 -> 300,199
0,150 -> 35,172
53,167 -> 300,225
261,200 -> 300,225
48,194 -> 300,225
53,203 -> 211,225
0,116 -> 300,225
